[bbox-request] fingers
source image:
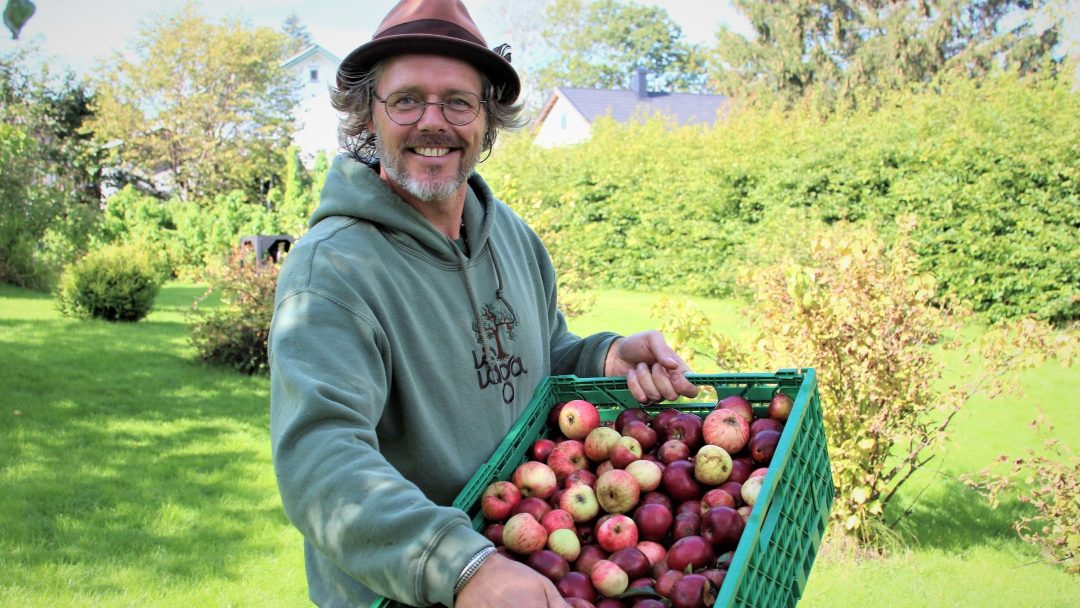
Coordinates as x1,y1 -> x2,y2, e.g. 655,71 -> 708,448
628,362 -> 693,403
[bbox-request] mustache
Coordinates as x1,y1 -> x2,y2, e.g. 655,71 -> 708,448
404,134 -> 465,148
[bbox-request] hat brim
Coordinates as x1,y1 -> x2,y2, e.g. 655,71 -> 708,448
337,34 -> 521,104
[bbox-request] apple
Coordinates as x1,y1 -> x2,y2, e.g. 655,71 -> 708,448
502,512 -> 548,555
641,491 -> 673,512
566,598 -> 597,608
548,527 -> 582,562
748,466 -> 769,479
716,394 -> 754,423
575,543 -> 609,576
661,460 -> 702,503
632,502 -> 673,542
548,440 -> 588,482
590,559 -> 629,597
671,511 -> 701,540
584,426 -> 622,462
652,408 -> 683,437
541,508 -> 576,533
737,505 -> 752,522
596,514 -> 639,553
481,480 -> 522,521
658,439 -> 691,464
512,460 -> 558,499
628,577 -> 656,591
482,522 -> 503,545
718,481 -> 744,507
665,535 -> 714,573
768,391 -> 794,421
549,402 -> 566,426
676,500 -> 701,517
665,413 -> 704,450
608,547 -> 652,580
557,571 -> 598,602
699,487 -> 737,514
750,417 -> 784,437
654,568 -> 684,598
565,468 -> 598,489
559,399 -> 601,440
700,506 -> 745,552
512,496 -> 552,522
669,573 -> 709,608
530,438 -> 556,462
615,408 -> 651,432
527,549 -> 570,583
609,436 -> 643,469
702,408 -> 750,454
693,444 -> 733,485
728,458 -> 752,484
635,540 -> 666,566
595,469 -> 641,514
741,475 -> 764,507
595,460 -> 615,476
622,419 -> 659,452
749,429 -> 780,465
560,482 -> 601,523
625,459 -> 663,492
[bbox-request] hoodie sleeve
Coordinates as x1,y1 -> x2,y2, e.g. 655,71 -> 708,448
269,288 -> 490,608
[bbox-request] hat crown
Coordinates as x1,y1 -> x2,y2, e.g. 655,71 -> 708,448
374,0 -> 487,46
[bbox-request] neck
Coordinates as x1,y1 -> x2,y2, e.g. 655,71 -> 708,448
379,171 -> 467,239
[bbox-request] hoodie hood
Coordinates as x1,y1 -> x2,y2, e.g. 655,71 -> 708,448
311,155 -> 494,263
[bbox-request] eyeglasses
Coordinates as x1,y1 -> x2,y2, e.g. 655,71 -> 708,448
373,90 -> 486,126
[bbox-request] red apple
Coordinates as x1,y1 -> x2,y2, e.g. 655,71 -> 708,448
511,496 -> 552,522
596,514 -> 639,553
608,547 -> 652,580
641,491 -> 673,512
541,508 -> 576,533
661,460 -> 702,502
565,468 -> 598,489
671,512 -> 701,540
622,419 -> 659,452
615,408 -> 651,432
527,549 -> 570,583
727,458 -> 752,484
653,408 -> 683,438
632,600 -> 666,608
481,480 -> 522,521
658,439 -> 691,464
655,568 -> 684,598
566,598 -> 597,608
548,439 -> 588,482
699,487 -> 737,514
702,408 -> 750,454
700,506 -> 745,552
502,512 -> 548,555
670,573 -> 709,608
749,429 -> 780,465
530,438 -> 557,462
632,502 -> 673,542
609,436 -> 643,469
482,522 -> 503,545
665,535 -> 714,573
635,540 -> 666,566
584,426 -> 623,462
575,544 -> 609,576
768,391 -> 794,421
750,417 -> 784,437
718,481 -> 744,507
676,500 -> 701,517
665,414 -> 704,450
716,394 -> 754,422
512,460 -> 558,499
590,559 -> 629,598
559,399 -> 601,440
557,571 -> 598,602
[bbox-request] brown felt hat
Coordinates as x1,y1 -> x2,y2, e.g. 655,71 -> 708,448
337,0 -> 520,103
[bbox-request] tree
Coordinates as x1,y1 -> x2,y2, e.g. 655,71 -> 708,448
282,11 -> 314,56
87,2 -> 298,202
535,0 -> 711,95
712,0 -> 1060,111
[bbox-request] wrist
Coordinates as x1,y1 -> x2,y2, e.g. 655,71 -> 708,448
604,336 -> 624,376
454,546 -> 497,596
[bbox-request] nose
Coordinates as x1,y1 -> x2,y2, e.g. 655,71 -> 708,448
415,99 -> 450,130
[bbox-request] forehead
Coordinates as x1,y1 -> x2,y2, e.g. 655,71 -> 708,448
376,54 -> 483,95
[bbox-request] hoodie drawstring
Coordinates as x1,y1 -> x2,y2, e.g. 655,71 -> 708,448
452,239 -> 516,373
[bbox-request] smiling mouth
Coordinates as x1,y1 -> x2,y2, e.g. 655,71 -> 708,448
412,147 -> 455,158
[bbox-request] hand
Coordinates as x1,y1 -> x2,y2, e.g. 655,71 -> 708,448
455,553 -> 570,608
605,331 -> 699,403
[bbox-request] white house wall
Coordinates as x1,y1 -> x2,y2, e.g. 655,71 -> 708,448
533,96 -> 592,147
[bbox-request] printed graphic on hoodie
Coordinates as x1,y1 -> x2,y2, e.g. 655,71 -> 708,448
471,302 -> 528,404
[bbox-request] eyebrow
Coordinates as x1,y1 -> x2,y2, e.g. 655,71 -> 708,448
386,86 -> 482,98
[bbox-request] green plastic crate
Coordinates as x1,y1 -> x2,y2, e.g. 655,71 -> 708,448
375,368 -> 834,608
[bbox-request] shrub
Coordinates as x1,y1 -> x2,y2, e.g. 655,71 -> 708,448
187,247 -> 279,375
55,244 -> 163,322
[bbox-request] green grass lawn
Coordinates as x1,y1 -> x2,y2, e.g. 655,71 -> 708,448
1,283 -> 1077,606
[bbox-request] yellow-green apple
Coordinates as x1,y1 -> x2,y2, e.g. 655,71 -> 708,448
632,502 -> 673,542
560,482 -> 600,522
541,508 -> 576,533
716,394 -> 753,422
559,399 -> 600,440
502,512 -> 548,554
481,480 -> 522,521
596,514 -> 639,552
596,469 -> 641,514
625,459 -> 662,492
584,426 -> 621,462
741,475 -> 764,507
703,408 -> 750,454
547,526 -> 582,561
547,439 -> 588,482
609,435 -> 643,469
693,444 -> 733,485
590,559 -> 629,597
512,460 -> 557,499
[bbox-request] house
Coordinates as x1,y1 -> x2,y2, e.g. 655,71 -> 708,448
532,68 -> 731,147
281,44 -> 343,162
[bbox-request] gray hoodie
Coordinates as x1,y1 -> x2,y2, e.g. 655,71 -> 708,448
269,155 -> 617,607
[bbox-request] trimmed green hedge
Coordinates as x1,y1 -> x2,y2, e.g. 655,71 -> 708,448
486,71 -> 1079,323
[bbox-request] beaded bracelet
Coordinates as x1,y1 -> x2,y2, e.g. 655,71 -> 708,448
454,546 -> 497,596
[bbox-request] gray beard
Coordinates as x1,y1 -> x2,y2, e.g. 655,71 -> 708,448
376,138 -> 480,203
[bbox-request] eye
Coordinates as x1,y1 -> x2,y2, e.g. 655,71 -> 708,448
446,96 -> 475,110
389,94 -> 420,110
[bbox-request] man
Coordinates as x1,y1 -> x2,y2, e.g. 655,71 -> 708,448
268,1 -> 699,606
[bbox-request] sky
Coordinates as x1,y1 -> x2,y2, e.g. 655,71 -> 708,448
1,0 -> 755,77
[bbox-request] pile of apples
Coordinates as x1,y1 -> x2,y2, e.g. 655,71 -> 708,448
478,392 -> 794,608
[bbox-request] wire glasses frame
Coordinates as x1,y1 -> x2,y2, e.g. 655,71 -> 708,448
373,91 -> 486,126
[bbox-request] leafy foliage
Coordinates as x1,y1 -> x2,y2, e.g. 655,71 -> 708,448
55,243 -> 163,322
87,2 -> 298,202
187,247 -> 279,375
964,414 -> 1080,574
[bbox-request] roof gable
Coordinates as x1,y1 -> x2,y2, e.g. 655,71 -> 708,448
281,44 -> 342,69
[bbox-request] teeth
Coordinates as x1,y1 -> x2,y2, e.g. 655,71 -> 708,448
414,147 -> 451,157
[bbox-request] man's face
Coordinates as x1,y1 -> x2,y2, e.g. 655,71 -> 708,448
369,54 -> 486,205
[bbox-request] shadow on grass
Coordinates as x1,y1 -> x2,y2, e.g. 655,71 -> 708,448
1,308 -> 282,592
890,472 -> 1031,552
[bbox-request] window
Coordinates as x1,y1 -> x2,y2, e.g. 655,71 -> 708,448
309,68 -> 319,83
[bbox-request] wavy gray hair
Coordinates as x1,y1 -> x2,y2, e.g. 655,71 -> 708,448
331,60 -> 527,165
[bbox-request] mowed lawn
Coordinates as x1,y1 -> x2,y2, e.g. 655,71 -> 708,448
2,283 -> 1078,606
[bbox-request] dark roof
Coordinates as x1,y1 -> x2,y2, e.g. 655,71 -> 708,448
554,87 -> 730,126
